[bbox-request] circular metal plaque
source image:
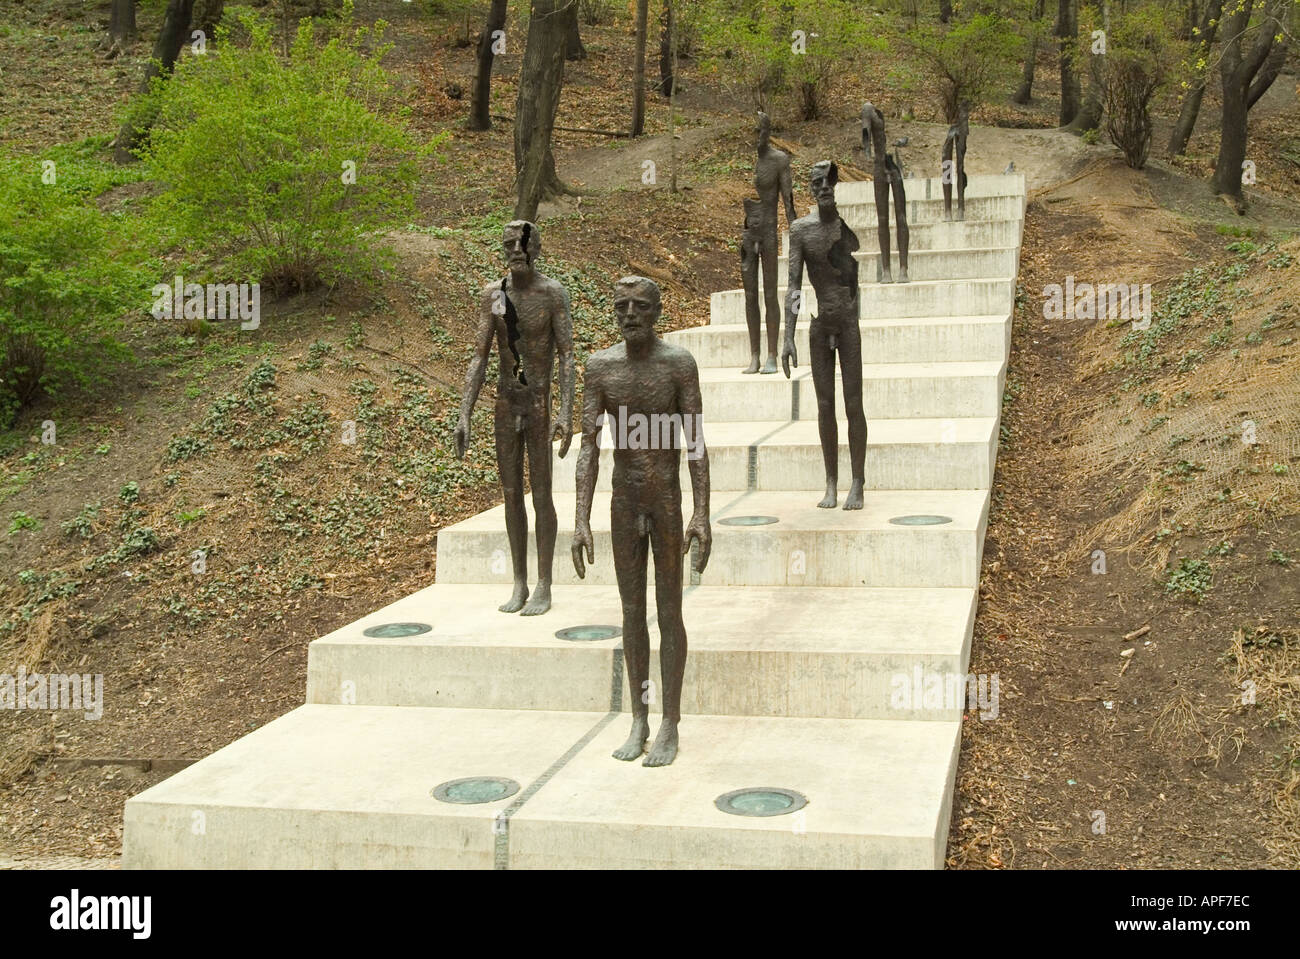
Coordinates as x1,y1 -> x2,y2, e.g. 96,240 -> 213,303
714,787 -> 808,817
362,622 -> 433,638
431,777 -> 520,805
718,515 -> 780,527
555,624 -> 622,642
888,514 -> 953,526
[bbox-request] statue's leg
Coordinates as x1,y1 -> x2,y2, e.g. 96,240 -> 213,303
956,141 -> 967,220
809,322 -> 839,509
759,232 -> 780,373
874,174 -> 893,282
942,141 -> 954,221
891,170 -> 910,282
611,495 -> 652,761
520,401 -> 556,616
741,243 -> 761,374
494,403 -> 529,612
836,316 -> 867,510
644,498 -> 686,767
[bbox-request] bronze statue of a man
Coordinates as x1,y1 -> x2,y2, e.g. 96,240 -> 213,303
781,161 -> 867,511
455,220 -> 575,616
861,102 -> 910,283
741,111 -> 797,375
942,101 -> 970,222
572,276 -> 711,767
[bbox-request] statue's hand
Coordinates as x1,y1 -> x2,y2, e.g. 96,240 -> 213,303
572,522 -> 594,579
553,418 -> 573,458
780,337 -> 797,379
453,419 -> 469,459
683,514 -> 712,575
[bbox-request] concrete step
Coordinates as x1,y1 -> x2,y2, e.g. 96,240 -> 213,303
695,361 -> 1005,422
834,173 -> 1025,206
306,583 -> 976,720
435,488 -> 990,589
781,218 -> 1022,255
826,194 -> 1024,228
123,703 -> 961,868
709,278 -> 1013,324
667,314 -> 1010,367
549,417 -> 997,492
769,247 -> 1018,283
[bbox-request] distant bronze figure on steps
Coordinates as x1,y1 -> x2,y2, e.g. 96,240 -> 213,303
741,111 -> 796,374
860,101 -> 910,283
943,101 -> 970,222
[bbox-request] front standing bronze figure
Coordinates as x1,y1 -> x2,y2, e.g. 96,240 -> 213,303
572,276 -> 711,767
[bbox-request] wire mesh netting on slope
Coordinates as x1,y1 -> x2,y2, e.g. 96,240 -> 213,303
1058,239 -> 1299,572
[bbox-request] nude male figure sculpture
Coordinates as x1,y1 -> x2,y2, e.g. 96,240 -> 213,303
455,220 -> 575,616
741,111 -> 797,375
572,276 -> 711,767
781,161 -> 867,511
861,101 -> 910,283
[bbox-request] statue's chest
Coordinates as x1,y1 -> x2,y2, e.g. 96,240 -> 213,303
605,365 -> 678,412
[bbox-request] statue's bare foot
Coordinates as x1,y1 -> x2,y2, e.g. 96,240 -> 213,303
613,716 -> 650,761
843,478 -> 865,510
498,581 -> 528,613
742,355 -> 761,374
761,354 -> 778,374
643,720 -> 679,767
520,581 -> 552,616
943,211 -> 952,222
898,268 -> 909,283
818,480 -> 837,509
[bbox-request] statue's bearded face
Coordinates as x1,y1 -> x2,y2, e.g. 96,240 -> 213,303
614,282 -> 660,343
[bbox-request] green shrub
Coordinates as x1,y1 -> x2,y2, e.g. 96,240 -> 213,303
0,148 -> 148,423
142,2 -> 438,295
894,15 -> 1025,122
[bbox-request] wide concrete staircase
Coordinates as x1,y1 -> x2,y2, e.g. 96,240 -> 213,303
123,173 -> 1025,869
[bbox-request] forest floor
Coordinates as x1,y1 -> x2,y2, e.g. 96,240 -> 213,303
0,0 -> 1297,868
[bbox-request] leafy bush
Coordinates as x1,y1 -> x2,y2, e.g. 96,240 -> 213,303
695,0 -> 878,118
143,2 -> 438,296
1096,7 -> 1181,169
0,146 -> 148,424
895,14 -> 1025,122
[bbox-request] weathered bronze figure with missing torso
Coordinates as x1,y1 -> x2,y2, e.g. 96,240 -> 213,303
861,101 -> 910,283
781,161 -> 867,511
455,220 -> 575,616
943,101 -> 970,221
572,277 -> 711,767
741,112 -> 797,375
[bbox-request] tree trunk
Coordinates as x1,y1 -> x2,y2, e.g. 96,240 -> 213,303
109,0 -> 136,43
565,3 -> 586,60
1167,0 -> 1223,156
113,0 -> 196,163
631,0 -> 649,136
1012,0 -> 1045,104
1056,0 -> 1080,126
658,0 -> 674,97
939,0 -> 953,22
468,0 -> 509,131
192,0 -> 224,43
514,0 -> 570,221
1212,0 -> 1284,205
1246,37 -> 1288,109
1066,0 -> 1104,133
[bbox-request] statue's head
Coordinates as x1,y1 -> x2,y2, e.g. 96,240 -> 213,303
755,111 -> 771,148
809,160 -> 838,211
502,220 -> 541,274
613,276 -> 661,346
860,102 -> 879,154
